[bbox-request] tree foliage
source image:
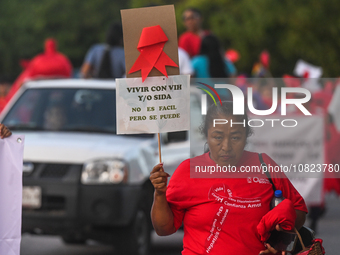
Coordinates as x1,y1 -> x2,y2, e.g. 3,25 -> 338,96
0,0 -> 128,78
1,0 -> 340,78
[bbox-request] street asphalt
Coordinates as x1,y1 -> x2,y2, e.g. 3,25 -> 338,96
20,194 -> 339,255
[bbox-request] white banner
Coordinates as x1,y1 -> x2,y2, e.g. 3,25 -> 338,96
0,135 -> 25,255
116,75 -> 190,134
246,115 -> 324,205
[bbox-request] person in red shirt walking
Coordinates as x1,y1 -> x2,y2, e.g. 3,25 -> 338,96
178,8 -> 210,58
1,38 -> 72,113
25,38 -> 73,79
150,101 -> 307,255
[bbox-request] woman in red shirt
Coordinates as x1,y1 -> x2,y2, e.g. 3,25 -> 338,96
150,101 -> 307,255
179,8 -> 210,58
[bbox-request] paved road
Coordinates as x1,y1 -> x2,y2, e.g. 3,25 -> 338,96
21,194 -> 339,255
311,193 -> 340,254
21,231 -> 183,255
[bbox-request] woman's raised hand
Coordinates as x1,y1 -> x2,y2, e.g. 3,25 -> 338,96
150,163 -> 170,196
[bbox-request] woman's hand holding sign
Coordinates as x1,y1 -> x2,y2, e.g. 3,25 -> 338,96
150,163 -> 170,195
0,124 -> 11,139
150,163 -> 176,236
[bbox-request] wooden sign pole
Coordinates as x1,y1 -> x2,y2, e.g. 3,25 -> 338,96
157,133 -> 162,163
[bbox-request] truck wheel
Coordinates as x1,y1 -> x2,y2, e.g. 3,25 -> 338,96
116,207 -> 151,255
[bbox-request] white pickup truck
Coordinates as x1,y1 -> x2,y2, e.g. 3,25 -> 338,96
0,79 -> 203,255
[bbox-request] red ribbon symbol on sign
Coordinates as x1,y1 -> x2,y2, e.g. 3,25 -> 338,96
128,25 -> 178,82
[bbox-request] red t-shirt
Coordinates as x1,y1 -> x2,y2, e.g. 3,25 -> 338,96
178,31 -> 209,58
324,124 -> 340,195
166,151 -> 307,255
0,98 -> 6,112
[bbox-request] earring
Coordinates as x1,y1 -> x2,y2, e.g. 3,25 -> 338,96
204,142 -> 209,153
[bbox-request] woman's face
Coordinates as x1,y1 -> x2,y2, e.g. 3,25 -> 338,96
207,114 -> 247,166
182,10 -> 201,32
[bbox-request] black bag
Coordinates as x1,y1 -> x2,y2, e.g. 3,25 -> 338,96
258,153 -> 315,254
96,45 -> 114,79
294,226 -> 316,254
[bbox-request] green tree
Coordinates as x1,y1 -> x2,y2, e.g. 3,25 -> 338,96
0,0 -> 129,78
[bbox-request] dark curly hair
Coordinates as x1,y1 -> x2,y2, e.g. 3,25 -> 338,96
199,101 -> 253,138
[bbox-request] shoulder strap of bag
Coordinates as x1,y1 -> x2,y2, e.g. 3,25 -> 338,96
258,153 -> 276,191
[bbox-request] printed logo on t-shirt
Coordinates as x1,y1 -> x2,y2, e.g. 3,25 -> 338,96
208,183 -> 262,209
247,177 -> 271,184
204,183 -> 263,254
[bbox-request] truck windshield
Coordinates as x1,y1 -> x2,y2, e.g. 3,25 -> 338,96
3,88 -> 119,134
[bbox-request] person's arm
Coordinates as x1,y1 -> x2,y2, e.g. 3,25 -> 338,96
0,124 -> 12,138
273,209 -> 306,231
80,46 -> 97,78
80,62 -> 93,78
259,207 -> 306,255
265,154 -> 308,228
295,209 -> 306,230
150,163 -> 177,236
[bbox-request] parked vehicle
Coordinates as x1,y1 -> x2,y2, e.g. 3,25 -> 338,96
0,79 -> 195,255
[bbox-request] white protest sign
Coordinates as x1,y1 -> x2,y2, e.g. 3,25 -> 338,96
0,135 -> 25,255
247,115 -> 324,205
116,75 -> 190,134
294,59 -> 323,79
